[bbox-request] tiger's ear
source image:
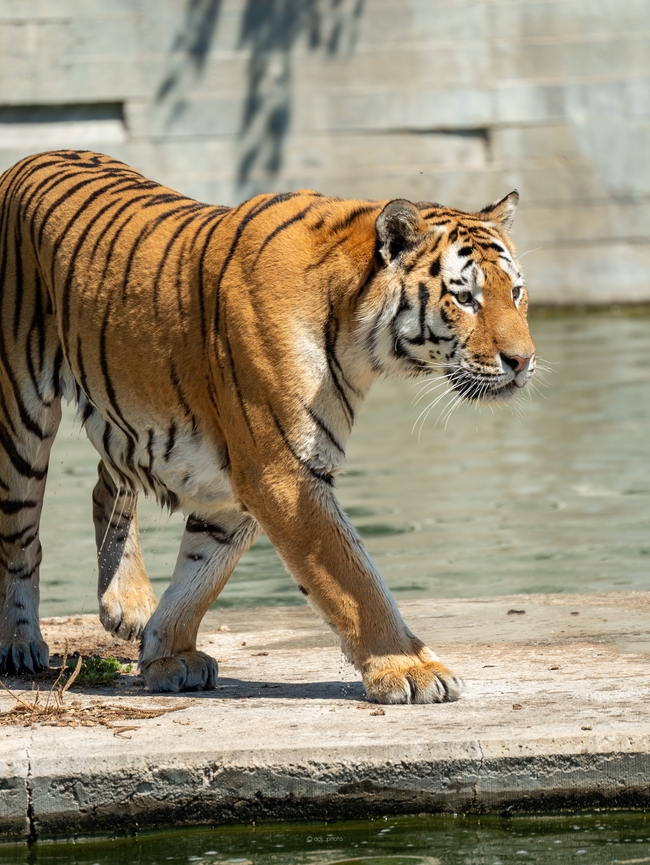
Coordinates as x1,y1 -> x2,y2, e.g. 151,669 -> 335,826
376,199 -> 426,266
480,190 -> 519,231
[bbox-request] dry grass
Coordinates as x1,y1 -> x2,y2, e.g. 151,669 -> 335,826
0,644 -> 189,733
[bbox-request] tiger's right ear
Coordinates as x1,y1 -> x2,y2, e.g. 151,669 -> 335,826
376,199 -> 426,266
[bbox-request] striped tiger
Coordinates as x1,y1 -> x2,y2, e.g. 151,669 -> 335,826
0,150 -> 535,703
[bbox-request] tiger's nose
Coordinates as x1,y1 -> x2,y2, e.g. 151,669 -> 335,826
501,353 -> 532,374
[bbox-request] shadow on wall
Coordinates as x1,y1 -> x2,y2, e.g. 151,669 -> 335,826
156,0 -> 224,125
237,0 -> 365,196
157,0 -> 365,197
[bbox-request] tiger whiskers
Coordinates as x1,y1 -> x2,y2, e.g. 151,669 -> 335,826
411,375 -> 455,408
413,385 -> 454,440
516,246 -> 543,260
439,392 -> 466,430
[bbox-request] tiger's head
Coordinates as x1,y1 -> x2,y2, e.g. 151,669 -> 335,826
360,192 -> 535,402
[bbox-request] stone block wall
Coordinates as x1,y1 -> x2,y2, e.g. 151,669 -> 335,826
0,0 -> 648,304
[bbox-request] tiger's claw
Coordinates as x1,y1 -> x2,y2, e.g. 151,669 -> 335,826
140,650 -> 218,692
0,639 -> 49,675
363,660 -> 464,704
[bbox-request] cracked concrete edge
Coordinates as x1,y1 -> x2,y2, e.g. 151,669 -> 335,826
10,734 -> 650,839
0,739 -> 30,840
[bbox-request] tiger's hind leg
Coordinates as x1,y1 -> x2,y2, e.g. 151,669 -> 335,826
0,398 -> 61,675
93,460 -> 157,641
139,509 -> 260,692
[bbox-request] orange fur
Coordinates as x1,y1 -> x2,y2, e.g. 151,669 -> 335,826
0,151 -> 534,702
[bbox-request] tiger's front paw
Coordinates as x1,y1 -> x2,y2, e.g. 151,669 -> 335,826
363,659 -> 464,704
0,638 -> 49,675
139,650 -> 218,693
99,579 -> 157,642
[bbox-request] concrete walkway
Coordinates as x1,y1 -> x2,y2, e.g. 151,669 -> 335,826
1,592 -> 649,840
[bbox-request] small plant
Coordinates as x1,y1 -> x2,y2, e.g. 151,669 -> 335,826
0,643 -> 188,729
63,655 -> 132,686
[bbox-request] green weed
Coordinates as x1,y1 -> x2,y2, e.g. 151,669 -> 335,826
64,655 -> 132,686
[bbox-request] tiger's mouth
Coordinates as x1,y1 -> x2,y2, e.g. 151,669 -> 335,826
446,368 -> 528,402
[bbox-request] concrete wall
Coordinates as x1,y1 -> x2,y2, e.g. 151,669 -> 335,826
0,0 -> 648,304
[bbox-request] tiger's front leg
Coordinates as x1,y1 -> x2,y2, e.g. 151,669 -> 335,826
139,508 -> 260,692
93,461 -> 157,641
237,464 -> 464,705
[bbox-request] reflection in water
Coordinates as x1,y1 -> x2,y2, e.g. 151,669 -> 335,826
3,812 -> 650,864
39,311 -> 650,616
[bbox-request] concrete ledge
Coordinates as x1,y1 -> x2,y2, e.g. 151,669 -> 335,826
1,592 -> 649,839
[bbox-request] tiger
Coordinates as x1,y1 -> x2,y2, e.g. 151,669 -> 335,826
0,150 -> 535,703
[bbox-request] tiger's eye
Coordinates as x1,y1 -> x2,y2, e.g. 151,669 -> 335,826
512,285 -> 522,302
456,289 -> 471,305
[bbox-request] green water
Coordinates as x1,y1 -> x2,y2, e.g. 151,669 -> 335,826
39,310 -> 650,616
3,813 -> 650,864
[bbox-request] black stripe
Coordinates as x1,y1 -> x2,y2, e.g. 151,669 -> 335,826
26,271 -> 46,400
10,566 -> 37,582
142,192 -> 187,208
305,235 -> 351,273
0,525 -> 36,545
164,422 -> 177,461
426,325 -> 454,345
299,399 -> 345,455
0,499 -> 38,514
125,201 -> 202,294
25,326 -> 42,402
0,382 -> 19,439
150,206 -> 207,309
81,402 -> 94,424
147,428 -> 155,474
1,156 -> 63,228
253,203 -> 315,264
440,306 -> 453,326
196,209 -> 231,345
268,406 -> 333,486
36,174 -> 112,249
75,335 -> 94,407
221,321 -> 256,440
0,340 -> 46,439
390,285 -> 411,361
0,421 -> 47,481
53,175 -> 136,267
327,203 -> 377,235
60,187 -> 138,340
174,237 -> 188,320
213,193 -> 296,332
324,305 -> 358,425
170,362 -> 192,417
86,193 -> 151,265
98,304 -> 140,445
185,514 -> 234,544
51,346 -> 64,398
23,161 -> 88,244
12,223 -> 23,340
402,236 -> 436,274
310,209 -> 332,232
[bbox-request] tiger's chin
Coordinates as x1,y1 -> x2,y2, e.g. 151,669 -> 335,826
451,377 -> 526,403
